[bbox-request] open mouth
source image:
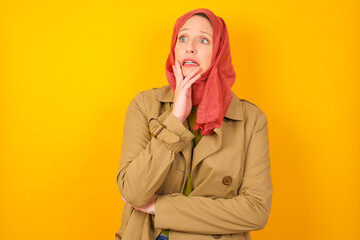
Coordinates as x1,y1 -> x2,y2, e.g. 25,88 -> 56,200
182,59 -> 199,67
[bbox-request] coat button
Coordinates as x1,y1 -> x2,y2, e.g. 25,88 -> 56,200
222,176 -> 232,185
212,234 -> 222,239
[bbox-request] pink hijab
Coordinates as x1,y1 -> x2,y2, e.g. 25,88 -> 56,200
165,8 -> 236,135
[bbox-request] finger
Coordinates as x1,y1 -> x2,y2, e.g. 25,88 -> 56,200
184,73 -> 201,89
182,66 -> 200,85
184,66 -> 200,80
175,59 -> 181,69
173,65 -> 181,87
175,60 -> 184,77
174,60 -> 183,83
137,207 -> 148,214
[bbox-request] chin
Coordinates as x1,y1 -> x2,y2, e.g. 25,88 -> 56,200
181,69 -> 190,77
181,68 -> 202,77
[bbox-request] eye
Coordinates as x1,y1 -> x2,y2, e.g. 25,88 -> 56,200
179,36 -> 187,42
200,38 -> 209,44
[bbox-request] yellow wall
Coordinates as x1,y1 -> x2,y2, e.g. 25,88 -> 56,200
1,0 -> 359,239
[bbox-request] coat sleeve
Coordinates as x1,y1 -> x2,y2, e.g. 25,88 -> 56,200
116,92 -> 194,208
155,111 -> 273,234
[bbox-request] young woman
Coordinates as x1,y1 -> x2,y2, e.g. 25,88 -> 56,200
116,8 -> 273,240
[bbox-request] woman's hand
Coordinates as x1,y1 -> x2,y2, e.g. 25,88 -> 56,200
122,195 -> 158,215
171,60 -> 201,123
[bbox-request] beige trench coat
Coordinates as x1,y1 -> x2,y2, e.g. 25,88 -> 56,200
116,85 -> 272,240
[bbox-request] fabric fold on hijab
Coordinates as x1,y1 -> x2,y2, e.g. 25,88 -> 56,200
165,8 -> 236,135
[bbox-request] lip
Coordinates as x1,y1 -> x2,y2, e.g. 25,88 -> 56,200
182,58 -> 200,67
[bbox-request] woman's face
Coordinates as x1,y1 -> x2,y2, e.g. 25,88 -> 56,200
175,15 -> 213,77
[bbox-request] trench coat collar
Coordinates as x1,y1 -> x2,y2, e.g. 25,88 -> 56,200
155,85 -> 243,121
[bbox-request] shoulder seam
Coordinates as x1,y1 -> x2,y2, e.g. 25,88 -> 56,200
239,98 -> 258,108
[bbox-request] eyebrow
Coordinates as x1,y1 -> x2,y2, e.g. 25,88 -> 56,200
179,28 -> 213,38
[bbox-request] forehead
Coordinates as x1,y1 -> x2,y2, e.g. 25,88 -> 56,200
180,15 -> 213,34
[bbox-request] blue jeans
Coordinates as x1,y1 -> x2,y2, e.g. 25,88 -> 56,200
156,234 -> 169,240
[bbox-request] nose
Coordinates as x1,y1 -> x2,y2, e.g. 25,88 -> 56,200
186,40 -> 196,54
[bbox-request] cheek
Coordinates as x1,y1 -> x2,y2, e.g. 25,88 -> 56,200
174,45 -> 182,59
203,48 -> 213,67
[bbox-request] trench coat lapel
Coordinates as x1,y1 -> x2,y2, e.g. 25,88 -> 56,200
192,127 -> 222,170
191,91 -> 243,170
